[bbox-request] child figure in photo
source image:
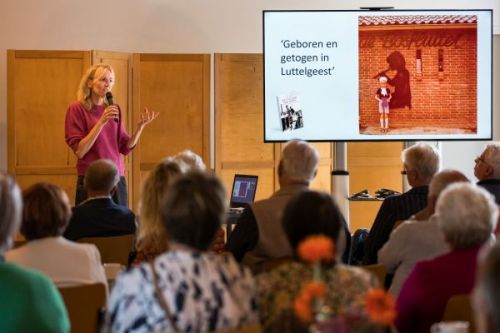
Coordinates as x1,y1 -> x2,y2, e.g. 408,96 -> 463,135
375,76 -> 392,133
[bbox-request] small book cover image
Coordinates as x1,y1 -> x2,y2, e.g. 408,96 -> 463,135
277,93 -> 304,132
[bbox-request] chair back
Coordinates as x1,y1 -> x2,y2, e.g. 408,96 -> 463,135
442,294 -> 475,333
362,263 -> 387,287
78,234 -> 135,265
58,283 -> 106,333
213,324 -> 263,333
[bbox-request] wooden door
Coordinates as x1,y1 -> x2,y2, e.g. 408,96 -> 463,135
131,53 -> 210,210
7,50 -> 91,202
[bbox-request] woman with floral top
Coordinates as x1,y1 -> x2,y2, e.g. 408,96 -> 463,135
107,172 -> 258,333
256,191 -> 379,333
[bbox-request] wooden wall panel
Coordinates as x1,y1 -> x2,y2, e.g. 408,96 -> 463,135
215,54 -> 333,202
132,53 -> 210,208
8,50 -> 91,203
347,142 -> 404,232
215,54 -> 277,201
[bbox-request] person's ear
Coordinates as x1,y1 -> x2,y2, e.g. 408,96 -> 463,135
485,165 -> 494,178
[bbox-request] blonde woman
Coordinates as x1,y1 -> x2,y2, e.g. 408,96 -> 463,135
133,158 -> 184,264
65,64 -> 158,206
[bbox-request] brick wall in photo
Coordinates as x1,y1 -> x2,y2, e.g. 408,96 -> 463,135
358,28 -> 477,131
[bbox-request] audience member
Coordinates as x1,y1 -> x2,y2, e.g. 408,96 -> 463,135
396,183 -> 497,333
133,158 -> 183,264
378,169 -> 468,296
257,191 -> 378,333
171,150 -> 225,253
363,142 -> 440,264
64,159 -> 136,241
0,173 -> 69,332
6,183 -> 107,287
226,140 -> 351,271
475,142 -> 500,204
473,242 -> 500,333
107,172 -> 258,333
172,149 -> 206,171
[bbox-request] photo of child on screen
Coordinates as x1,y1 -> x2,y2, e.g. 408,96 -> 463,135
375,76 -> 392,133
374,51 -> 412,110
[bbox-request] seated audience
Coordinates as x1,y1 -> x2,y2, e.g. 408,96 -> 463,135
473,242 -> 500,333
107,172 -> 258,333
6,183 -> 107,287
226,140 -> 351,271
133,158 -> 183,264
475,142 -> 500,204
0,173 -> 69,333
378,169 -> 468,296
172,149 -> 207,171
64,159 -> 136,241
363,142 -> 440,264
257,191 -> 377,333
396,183 -> 497,333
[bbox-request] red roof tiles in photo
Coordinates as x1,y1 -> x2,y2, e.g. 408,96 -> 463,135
359,15 -> 477,26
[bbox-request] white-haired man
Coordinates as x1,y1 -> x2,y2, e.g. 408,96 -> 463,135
475,142 -> 500,204
226,140 -> 349,272
363,143 -> 440,265
378,169 -> 468,297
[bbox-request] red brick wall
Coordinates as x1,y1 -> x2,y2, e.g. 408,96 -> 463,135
358,28 -> 477,132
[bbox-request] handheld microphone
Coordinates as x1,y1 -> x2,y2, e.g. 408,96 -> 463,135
105,92 -> 119,123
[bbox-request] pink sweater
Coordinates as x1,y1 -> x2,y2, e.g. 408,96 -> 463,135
65,102 -> 132,176
395,245 -> 481,333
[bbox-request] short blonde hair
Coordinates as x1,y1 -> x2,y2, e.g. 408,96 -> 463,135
279,140 -> 319,183
137,158 -> 183,254
77,64 -> 115,111
402,143 -> 440,183
436,183 -> 497,249
483,143 -> 500,178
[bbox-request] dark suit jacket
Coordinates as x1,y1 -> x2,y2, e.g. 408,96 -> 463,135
363,186 -> 428,265
64,197 -> 137,241
477,179 -> 500,204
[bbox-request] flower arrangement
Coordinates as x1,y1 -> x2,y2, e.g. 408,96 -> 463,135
294,234 -> 396,333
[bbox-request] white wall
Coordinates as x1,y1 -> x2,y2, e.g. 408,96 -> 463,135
0,0 -> 499,172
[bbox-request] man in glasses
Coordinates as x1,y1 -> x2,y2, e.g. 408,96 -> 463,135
475,143 -> 500,205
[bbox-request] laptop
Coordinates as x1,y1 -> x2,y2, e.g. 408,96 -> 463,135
229,174 -> 258,212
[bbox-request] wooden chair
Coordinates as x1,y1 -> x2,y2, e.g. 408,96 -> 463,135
442,294 -> 475,333
212,324 -> 262,333
362,263 -> 387,287
78,234 -> 135,265
58,283 -> 107,333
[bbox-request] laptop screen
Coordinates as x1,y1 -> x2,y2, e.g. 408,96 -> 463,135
230,175 -> 258,208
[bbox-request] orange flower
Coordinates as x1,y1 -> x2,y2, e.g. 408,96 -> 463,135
364,288 -> 397,326
294,281 -> 327,323
294,296 -> 313,323
302,281 -> 327,298
297,235 -> 335,263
